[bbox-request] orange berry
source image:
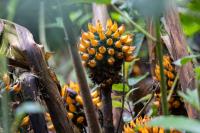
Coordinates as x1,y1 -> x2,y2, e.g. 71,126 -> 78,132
88,32 -> 95,39
115,40 -> 122,48
122,46 -> 129,52
69,104 -> 76,112
108,48 -> 115,55
113,30 -> 120,38
81,53 -> 89,61
95,53 -> 103,60
67,112 -> 74,119
81,39 -> 90,48
13,82 -> 21,93
107,38 -> 113,46
75,95 -> 83,105
99,32 -> 106,40
88,23 -> 96,33
98,46 -> 106,54
77,116 -> 85,124
88,59 -> 96,68
106,19 -> 113,28
111,21 -> 118,32
120,35 -> 129,43
118,24 -> 125,34
108,57 -> 115,65
66,96 -> 73,104
79,44 -> 86,52
82,32 -> 89,40
91,39 -> 98,47
167,71 -> 175,79
105,29 -> 112,36
87,48 -> 96,55
168,80 -> 173,88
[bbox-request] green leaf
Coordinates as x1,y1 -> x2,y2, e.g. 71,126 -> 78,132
128,72 -> 149,86
148,116 -> 200,133
178,89 -> 200,111
112,83 -> 130,92
133,33 -> 145,57
195,67 -> 200,80
133,94 -> 152,106
173,54 -> 200,66
112,100 -> 128,109
66,0 -> 111,4
15,102 -> 45,116
11,102 -> 45,132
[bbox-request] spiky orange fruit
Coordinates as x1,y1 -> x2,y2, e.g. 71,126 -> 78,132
79,19 -> 135,85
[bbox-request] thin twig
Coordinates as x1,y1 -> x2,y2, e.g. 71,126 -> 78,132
116,62 -> 125,133
133,90 -> 155,121
167,74 -> 179,101
112,5 -> 157,42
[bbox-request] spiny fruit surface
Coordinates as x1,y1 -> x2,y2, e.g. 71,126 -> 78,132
123,116 -> 181,133
154,55 -> 186,115
79,19 -> 135,85
61,81 -> 102,129
155,55 -> 175,89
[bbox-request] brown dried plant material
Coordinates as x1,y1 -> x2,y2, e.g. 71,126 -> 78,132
164,1 -> 199,118
0,19 -> 73,133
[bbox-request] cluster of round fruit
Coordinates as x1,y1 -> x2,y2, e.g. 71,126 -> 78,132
155,55 -> 175,88
61,81 -> 102,130
79,20 -> 135,85
123,116 -> 181,133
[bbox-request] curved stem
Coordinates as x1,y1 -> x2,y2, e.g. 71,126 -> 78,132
116,62 -> 125,133
112,5 -> 157,42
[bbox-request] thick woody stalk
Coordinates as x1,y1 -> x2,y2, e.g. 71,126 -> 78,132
56,1 -> 101,132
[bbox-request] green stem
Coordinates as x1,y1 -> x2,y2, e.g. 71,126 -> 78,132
56,0 -> 101,132
167,74 -> 179,101
155,17 -> 169,116
112,5 -> 157,42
